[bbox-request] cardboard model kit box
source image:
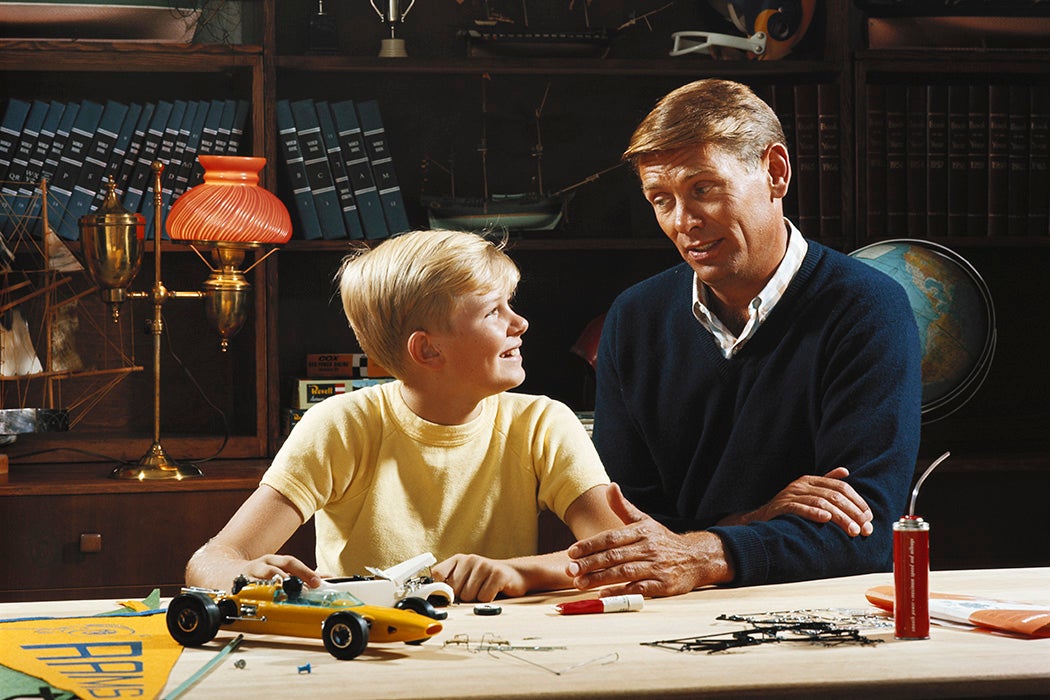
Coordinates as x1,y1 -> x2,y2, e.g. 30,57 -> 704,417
292,377 -> 393,409
306,353 -> 392,378
282,407 -> 309,436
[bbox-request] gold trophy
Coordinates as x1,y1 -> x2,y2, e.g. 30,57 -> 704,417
370,0 -> 417,57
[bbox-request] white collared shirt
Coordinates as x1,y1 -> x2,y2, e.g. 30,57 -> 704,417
691,220 -> 808,358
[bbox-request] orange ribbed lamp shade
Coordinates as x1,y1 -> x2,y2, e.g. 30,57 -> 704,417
167,155 -> 292,244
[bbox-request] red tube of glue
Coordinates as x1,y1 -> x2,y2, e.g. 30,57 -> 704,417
555,594 -> 644,615
893,515 -> 930,639
893,451 -> 949,640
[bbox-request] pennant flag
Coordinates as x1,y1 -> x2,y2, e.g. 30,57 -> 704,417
0,610 -> 182,699
0,661 -> 77,700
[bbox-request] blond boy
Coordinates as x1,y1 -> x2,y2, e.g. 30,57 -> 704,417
186,229 -> 622,602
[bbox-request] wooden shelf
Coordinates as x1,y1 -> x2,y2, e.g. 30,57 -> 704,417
0,41 -> 261,71
279,236 -> 676,253
0,459 -> 270,496
856,235 -> 1050,248
857,48 -> 1050,72
276,54 -> 842,78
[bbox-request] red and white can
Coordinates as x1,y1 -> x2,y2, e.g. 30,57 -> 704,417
893,515 -> 930,639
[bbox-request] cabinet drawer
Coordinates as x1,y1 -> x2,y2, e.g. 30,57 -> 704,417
0,489 -> 314,602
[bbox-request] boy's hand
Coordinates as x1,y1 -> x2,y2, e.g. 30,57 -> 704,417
240,554 -> 322,589
432,553 -> 528,602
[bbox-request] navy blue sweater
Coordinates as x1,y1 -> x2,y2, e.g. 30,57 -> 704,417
593,241 -> 922,587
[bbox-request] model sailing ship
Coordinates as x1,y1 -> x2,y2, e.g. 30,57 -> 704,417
422,0 -> 669,233
0,179 -> 141,443
420,77 -> 624,234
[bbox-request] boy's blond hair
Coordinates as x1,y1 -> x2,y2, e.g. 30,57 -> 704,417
337,229 -> 520,377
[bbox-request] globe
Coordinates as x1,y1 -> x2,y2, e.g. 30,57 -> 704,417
849,239 -> 996,424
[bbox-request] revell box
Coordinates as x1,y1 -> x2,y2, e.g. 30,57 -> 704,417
282,407 -> 309,436
294,378 -> 349,409
292,377 -> 394,409
306,353 -> 392,378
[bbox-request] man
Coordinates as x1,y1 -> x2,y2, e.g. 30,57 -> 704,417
566,79 -> 922,597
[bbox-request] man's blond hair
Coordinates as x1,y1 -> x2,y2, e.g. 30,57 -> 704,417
337,229 -> 520,377
623,78 -> 786,171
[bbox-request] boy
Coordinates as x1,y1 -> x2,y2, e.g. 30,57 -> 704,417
186,229 -> 622,602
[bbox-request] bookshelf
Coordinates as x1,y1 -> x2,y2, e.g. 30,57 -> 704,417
0,3 -> 855,463
266,0 -> 853,425
852,8 -> 1050,572
0,39 -> 274,464
1,3 -> 1048,602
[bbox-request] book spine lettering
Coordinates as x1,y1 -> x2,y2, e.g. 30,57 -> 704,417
817,82 -> 842,240
1028,88 -> 1049,236
926,84 -> 949,238
772,84 -> 799,223
62,100 -> 129,239
316,100 -> 365,240
987,84 -> 1010,237
884,85 -> 907,236
0,100 -> 47,235
793,83 -> 820,236
946,85 -> 969,237
1007,85 -> 1029,236
356,99 -> 410,237
865,84 -> 886,237
331,99 -> 388,239
50,99 -> 104,239
275,99 -> 323,240
905,84 -> 927,237
966,84 -> 989,236
291,98 -> 347,240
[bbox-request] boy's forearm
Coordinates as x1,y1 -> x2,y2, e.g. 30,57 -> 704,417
185,541 -> 321,591
185,542 -> 245,590
434,550 -> 576,602
509,550 -> 577,594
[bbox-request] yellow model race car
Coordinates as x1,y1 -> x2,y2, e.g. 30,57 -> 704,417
166,576 -> 443,659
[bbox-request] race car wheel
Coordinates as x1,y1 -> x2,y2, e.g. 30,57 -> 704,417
167,593 -> 222,647
217,598 -> 239,624
396,596 -> 447,621
322,611 -> 370,660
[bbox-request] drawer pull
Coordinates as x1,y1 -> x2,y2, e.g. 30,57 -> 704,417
80,533 -> 102,553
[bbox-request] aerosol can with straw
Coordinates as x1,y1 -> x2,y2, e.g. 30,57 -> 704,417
893,451 -> 950,640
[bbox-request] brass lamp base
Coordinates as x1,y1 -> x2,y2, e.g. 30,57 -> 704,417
110,441 -> 203,480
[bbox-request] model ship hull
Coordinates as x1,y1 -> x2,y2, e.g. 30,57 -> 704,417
459,28 -> 614,58
422,193 -> 566,232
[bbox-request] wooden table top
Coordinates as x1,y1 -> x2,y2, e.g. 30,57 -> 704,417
3,567 -> 1048,699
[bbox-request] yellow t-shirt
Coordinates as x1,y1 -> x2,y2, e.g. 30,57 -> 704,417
261,380 -> 609,576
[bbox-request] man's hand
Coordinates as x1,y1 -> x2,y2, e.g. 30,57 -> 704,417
432,554 -> 529,603
565,484 -> 732,598
718,467 -> 873,536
